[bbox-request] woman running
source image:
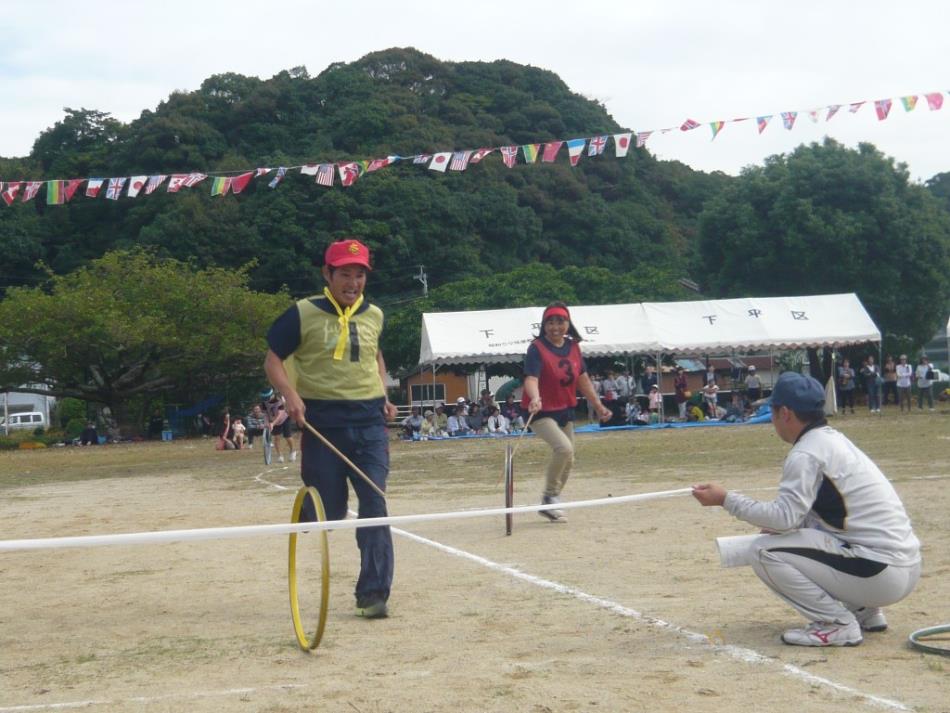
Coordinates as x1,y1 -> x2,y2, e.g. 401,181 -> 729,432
522,302 -> 611,522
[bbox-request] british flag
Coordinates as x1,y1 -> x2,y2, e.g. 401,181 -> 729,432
781,111 -> 797,130
500,146 -> 518,168
105,177 -> 126,200
316,164 -> 334,187
587,135 -> 608,156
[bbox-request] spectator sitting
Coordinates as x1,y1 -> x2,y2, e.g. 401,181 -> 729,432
500,394 -> 526,431
485,406 -> 509,435
454,396 -> 469,417
433,404 -> 449,432
466,408 -> 486,434
687,403 -> 706,422
447,407 -> 473,436
625,397 -> 650,425
79,422 -> 99,446
723,393 -> 746,422
231,418 -> 247,449
478,389 -> 499,417
420,410 -> 445,439
401,406 -> 424,440
245,405 -> 265,448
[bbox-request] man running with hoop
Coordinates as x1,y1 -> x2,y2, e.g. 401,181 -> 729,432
264,238 -> 398,619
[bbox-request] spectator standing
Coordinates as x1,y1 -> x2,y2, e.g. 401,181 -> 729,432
882,356 -> 898,406
640,365 -> 658,396
218,408 -> 236,450
915,356 -> 935,411
837,359 -> 856,415
860,355 -> 882,413
648,384 -> 662,418
896,355 -> 914,413
692,372 -> 920,647
704,364 -> 717,388
674,367 -> 689,420
264,237 -> 397,619
744,365 -> 762,403
702,382 -> 720,417
522,302 -> 611,522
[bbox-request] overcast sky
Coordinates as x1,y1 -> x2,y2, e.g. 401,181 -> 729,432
2,1 -> 947,181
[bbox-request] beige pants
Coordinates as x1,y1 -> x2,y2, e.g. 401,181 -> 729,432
531,417 -> 575,498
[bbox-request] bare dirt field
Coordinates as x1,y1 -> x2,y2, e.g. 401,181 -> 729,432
1,407 -> 948,713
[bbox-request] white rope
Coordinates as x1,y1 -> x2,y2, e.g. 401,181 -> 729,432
0,488 -> 692,553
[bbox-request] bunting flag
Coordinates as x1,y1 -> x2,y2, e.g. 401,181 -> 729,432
587,135 -> 607,156
521,144 -> 540,163
300,164 -> 319,176
255,167 -> 272,177
229,172 -> 254,194
47,180 -> 64,206
925,92 -> 944,110
338,162 -> 362,185
428,152 -> 451,172
316,164 -> 334,187
680,118 -> 700,131
166,175 -> 188,193
566,138 -> 586,166
613,133 -> 631,158
105,177 -> 127,200
826,104 -> 841,121
756,115 -> 772,134
127,176 -> 147,198
210,176 -> 231,196
144,175 -> 167,195
500,146 -> 518,168
268,167 -> 287,189
635,131 -> 652,148
366,157 -> 392,172
356,160 -> 370,174
874,98 -> 892,121
849,101 -> 865,113
22,181 -> 43,202
900,95 -> 918,112
412,154 -> 432,164
64,179 -> 84,202
542,141 -> 563,162
709,121 -> 725,140
469,148 -> 494,164
781,111 -> 798,130
808,110 -> 820,123
86,178 -> 104,198
2,182 -> 22,205
184,173 -> 207,187
449,150 -> 472,170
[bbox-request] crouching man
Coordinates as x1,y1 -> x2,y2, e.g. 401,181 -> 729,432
692,371 -> 921,647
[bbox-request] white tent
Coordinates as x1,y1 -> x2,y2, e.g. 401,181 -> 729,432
418,293 -> 880,366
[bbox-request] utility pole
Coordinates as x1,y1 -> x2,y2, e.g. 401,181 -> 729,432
414,265 -> 428,297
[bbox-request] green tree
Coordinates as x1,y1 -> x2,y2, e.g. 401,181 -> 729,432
0,250 -> 290,434
698,138 -> 950,351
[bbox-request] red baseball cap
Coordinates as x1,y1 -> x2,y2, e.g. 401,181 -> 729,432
324,239 -> 372,270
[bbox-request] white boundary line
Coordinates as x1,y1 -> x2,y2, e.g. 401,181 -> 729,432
389,524 -> 912,712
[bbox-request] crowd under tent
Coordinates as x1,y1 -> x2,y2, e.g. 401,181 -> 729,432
417,293 -> 881,412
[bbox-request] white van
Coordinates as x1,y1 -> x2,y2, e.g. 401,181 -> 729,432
0,412 -> 47,431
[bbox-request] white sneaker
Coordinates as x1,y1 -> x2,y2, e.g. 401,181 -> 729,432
781,620 -> 862,647
248,444 -> 254,449
278,455 -> 285,463
854,607 -> 888,632
290,450 -> 298,463
539,495 -> 565,522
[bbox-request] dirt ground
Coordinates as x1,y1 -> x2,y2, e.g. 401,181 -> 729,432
1,408 -> 948,713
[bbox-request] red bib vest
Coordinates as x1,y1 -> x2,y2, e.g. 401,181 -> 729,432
522,338 -> 583,412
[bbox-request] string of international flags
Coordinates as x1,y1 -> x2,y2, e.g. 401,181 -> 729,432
1,88 -> 945,207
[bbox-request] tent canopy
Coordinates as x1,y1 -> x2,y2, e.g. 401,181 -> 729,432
418,293 -> 880,366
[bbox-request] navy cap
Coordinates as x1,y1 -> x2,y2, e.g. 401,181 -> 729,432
768,371 -> 825,412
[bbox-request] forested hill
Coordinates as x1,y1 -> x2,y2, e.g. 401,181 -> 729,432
0,47 -> 728,300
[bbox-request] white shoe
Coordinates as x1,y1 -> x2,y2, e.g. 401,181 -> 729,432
854,607 -> 888,632
278,455 -> 285,463
781,620 -> 862,647
248,444 -> 254,449
290,450 -> 298,463
539,495 -> 565,522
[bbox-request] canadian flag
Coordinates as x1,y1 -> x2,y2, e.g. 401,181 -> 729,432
1,182 -> 23,206
127,176 -> 147,198
428,152 -> 451,172
613,133 -> 632,158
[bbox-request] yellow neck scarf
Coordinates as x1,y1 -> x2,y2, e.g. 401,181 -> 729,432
323,286 -> 364,360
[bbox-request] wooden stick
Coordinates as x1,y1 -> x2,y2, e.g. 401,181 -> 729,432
301,420 -> 387,500
496,411 -> 536,487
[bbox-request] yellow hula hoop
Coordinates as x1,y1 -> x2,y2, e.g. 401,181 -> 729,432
288,486 -> 330,652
